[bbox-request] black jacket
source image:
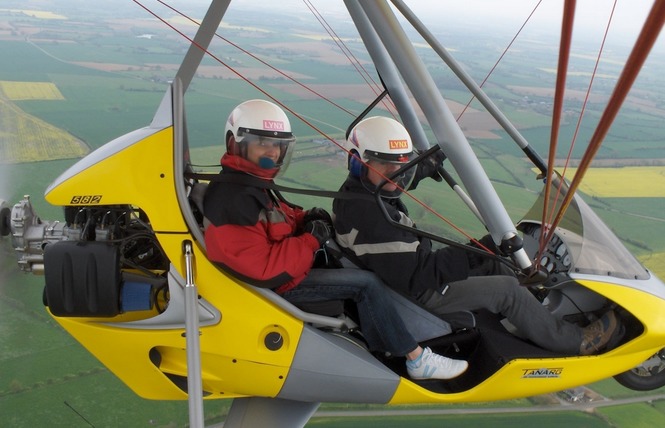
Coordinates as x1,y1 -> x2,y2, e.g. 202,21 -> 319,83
332,175 -> 469,297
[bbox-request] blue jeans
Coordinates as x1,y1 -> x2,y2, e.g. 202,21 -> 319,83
281,268 -> 418,356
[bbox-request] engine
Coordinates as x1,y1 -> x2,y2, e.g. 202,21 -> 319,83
1,196 -> 169,317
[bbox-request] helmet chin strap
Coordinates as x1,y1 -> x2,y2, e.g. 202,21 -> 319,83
258,157 -> 276,169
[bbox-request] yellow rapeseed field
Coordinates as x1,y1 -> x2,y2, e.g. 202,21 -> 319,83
0,84 -> 88,163
0,9 -> 66,20
0,81 -> 65,101
563,167 -> 665,198
640,252 -> 665,279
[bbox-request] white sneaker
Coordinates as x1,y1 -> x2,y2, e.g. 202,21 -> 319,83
406,347 -> 468,380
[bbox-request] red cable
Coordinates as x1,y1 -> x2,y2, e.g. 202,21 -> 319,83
153,0 -> 356,116
537,0 -> 576,260
543,0 -> 618,241
137,0 -> 664,254
302,0 -> 398,116
545,0 -> 665,244
132,0 -> 348,152
134,0 -> 466,239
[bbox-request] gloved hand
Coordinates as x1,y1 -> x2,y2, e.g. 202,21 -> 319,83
409,149 -> 446,190
469,233 -> 500,254
305,219 -> 331,246
304,207 -> 333,227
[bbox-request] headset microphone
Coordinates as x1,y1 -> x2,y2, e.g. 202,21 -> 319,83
258,157 -> 276,169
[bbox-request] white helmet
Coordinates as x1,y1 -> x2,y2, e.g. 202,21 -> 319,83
346,116 -> 416,194
224,99 -> 296,176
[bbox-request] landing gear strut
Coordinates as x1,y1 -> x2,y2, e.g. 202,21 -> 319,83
614,348 -> 665,391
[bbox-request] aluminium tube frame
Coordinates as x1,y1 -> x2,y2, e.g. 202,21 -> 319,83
390,0 -> 548,175
183,240 -> 204,428
344,0 -> 484,226
355,0 -> 532,269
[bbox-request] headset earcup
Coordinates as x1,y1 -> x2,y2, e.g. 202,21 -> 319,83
349,154 -> 364,178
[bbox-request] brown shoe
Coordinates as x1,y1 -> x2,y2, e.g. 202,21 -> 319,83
579,311 -> 619,355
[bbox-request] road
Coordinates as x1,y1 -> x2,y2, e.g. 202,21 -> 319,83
208,392 -> 665,426
311,392 -> 665,418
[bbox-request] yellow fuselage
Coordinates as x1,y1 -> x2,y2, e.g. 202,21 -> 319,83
44,124 -> 665,404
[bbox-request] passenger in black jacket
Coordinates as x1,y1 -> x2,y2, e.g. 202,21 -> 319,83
333,116 -> 621,356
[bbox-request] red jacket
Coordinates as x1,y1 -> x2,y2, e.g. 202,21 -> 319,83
203,154 -> 320,293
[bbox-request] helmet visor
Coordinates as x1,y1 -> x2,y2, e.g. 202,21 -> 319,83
364,152 -> 416,196
243,134 -> 296,176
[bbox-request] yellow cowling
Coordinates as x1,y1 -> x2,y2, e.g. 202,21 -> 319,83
44,125 -> 304,400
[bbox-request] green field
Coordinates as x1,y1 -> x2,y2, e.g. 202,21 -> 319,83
2,1 -> 665,427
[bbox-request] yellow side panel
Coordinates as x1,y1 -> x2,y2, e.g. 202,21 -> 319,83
53,315 -> 196,400
158,233 -> 305,369
389,281 -> 665,404
53,232 -> 305,400
45,127 -> 186,233
390,349 -> 661,404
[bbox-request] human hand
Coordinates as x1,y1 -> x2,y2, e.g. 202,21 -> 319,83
305,219 -> 331,246
304,207 -> 333,226
409,149 -> 446,189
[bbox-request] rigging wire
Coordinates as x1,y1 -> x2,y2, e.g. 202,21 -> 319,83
543,0 -> 665,245
151,0 -> 396,143
302,0 -> 482,243
456,0 -> 543,122
133,0 -> 356,164
135,0 -> 664,258
154,0 -> 396,120
130,3 -> 394,193
134,0 -> 472,242
302,0 -> 398,116
153,0 -> 356,116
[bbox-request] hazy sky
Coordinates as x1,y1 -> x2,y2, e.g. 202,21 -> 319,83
171,0 -> 663,52
172,0 -> 657,34
420,0 -> 661,46
404,0 -> 656,34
